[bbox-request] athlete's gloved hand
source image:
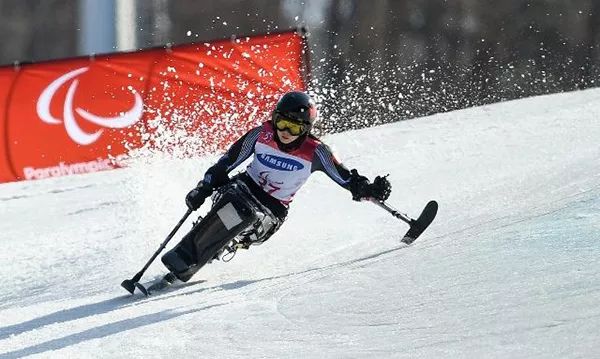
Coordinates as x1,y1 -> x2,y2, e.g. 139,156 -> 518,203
348,169 -> 371,201
370,175 -> 392,201
348,170 -> 392,202
185,182 -> 213,210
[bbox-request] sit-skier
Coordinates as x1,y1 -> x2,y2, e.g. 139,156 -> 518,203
155,91 -> 392,290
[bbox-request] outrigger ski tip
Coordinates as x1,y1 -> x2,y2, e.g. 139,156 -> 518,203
401,200 -> 438,244
121,279 -> 137,294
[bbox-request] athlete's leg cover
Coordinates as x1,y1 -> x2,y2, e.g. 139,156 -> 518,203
161,183 -> 258,282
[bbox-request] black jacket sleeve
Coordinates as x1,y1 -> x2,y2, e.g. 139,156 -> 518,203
311,143 -> 356,190
202,125 -> 262,188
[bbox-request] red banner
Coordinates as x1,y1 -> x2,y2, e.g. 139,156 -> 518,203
0,30 -> 308,182
0,67 -> 18,182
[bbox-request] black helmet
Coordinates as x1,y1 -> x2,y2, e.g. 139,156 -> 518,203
272,91 -> 318,133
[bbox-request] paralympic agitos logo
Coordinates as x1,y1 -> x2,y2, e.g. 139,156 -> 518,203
36,67 -> 143,145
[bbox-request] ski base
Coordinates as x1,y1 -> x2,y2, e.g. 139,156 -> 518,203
132,273 -> 183,296
134,282 -> 150,296
133,280 -> 172,297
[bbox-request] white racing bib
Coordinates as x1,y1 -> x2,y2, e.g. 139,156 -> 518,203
246,142 -> 313,203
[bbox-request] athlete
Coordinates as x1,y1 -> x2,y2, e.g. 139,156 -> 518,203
157,91 -> 392,289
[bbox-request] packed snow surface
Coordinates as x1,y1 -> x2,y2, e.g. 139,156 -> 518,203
1,89 -> 599,358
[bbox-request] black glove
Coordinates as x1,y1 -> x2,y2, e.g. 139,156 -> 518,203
348,169 -> 392,202
185,182 -> 213,210
370,175 -> 392,201
348,169 -> 371,201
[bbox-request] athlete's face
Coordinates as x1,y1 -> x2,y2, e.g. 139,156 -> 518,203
276,129 -> 299,144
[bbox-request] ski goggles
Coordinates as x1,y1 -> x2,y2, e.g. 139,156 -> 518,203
274,117 -> 307,136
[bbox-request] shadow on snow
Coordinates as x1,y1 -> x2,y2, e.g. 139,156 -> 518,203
0,242 -> 412,357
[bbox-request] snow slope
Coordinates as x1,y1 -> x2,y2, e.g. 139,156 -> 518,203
1,89 -> 599,358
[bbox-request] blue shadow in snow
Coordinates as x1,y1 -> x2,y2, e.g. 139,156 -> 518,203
0,280 -> 206,341
1,303 -> 225,359
1,241 -> 414,356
